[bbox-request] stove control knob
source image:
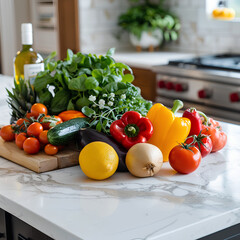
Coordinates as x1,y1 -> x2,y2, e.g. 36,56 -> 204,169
158,80 -> 166,88
198,89 -> 212,99
230,92 -> 240,102
175,83 -> 188,92
166,82 -> 175,90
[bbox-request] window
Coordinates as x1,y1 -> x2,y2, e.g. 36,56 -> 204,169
206,0 -> 240,21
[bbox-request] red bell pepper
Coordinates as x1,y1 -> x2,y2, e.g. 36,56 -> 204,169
110,111 -> 153,149
182,108 -> 202,136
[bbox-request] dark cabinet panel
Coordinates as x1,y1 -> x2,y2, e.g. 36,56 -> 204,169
0,209 -> 7,239
0,208 -> 53,240
198,223 -> 240,240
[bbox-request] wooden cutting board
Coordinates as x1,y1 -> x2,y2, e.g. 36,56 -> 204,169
0,138 -> 80,173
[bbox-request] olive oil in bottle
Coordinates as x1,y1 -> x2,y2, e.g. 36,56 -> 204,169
14,23 -> 44,83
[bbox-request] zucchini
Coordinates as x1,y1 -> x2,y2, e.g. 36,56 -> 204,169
47,118 -> 89,145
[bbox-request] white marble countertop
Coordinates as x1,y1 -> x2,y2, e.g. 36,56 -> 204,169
0,75 -> 240,240
113,51 -> 196,69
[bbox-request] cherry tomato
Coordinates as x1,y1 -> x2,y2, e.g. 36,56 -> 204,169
201,127 -> 227,152
40,115 -> 62,130
26,112 -> 34,119
31,103 -> 48,118
39,130 -> 49,145
0,125 -> 15,141
23,137 -> 40,154
40,115 -> 51,130
185,133 -> 213,158
27,122 -> 43,137
16,118 -> 30,131
169,144 -> 202,174
15,132 -> 27,149
44,144 -> 58,155
54,116 -> 63,125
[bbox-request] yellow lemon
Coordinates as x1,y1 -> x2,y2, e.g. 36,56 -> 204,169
79,141 -> 119,180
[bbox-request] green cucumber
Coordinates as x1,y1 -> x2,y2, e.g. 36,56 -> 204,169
47,118 -> 89,145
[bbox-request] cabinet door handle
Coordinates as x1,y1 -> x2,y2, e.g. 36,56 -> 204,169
18,234 -> 29,240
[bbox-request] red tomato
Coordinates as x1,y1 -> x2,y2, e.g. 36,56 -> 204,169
44,144 -> 58,155
169,144 -> 202,174
23,137 -> 40,154
40,115 -> 62,130
16,118 -> 30,131
27,122 -> 43,137
54,116 -> 63,125
26,112 -> 34,119
40,115 -> 51,130
0,125 -> 15,141
185,134 -> 213,158
39,130 -> 49,145
15,132 -> 27,149
201,127 -> 227,152
31,103 -> 48,118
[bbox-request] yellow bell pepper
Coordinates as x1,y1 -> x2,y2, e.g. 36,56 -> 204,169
147,100 -> 191,162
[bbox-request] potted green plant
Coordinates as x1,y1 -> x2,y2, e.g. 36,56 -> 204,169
118,0 -> 180,51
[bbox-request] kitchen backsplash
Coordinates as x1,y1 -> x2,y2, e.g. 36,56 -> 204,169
79,0 -> 240,54
78,0 -> 132,53
165,0 -> 240,54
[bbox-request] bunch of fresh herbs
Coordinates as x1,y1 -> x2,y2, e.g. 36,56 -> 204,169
33,48 -> 152,134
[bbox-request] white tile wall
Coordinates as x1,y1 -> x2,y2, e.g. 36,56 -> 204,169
165,0 -> 240,54
79,0 -> 240,54
79,0 -> 132,53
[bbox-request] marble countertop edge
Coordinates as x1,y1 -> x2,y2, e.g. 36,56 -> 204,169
0,193 -> 82,240
158,208 -> 240,240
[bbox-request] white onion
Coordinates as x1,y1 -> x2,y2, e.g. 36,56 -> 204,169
126,143 -> 163,177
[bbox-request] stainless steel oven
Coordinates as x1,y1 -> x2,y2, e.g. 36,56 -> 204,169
153,54 -> 240,124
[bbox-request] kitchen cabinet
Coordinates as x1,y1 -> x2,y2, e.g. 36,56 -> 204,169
131,67 -> 156,102
0,209 -> 7,240
30,0 -> 79,59
0,208 -> 53,240
199,223 -> 240,240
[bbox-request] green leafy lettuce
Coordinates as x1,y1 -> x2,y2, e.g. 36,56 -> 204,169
33,48 -> 152,134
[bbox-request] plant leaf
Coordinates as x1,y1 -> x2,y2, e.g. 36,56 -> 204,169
50,89 -> 71,114
122,74 -> 134,83
68,75 -> 87,91
106,48 -> 115,57
85,77 -> 99,90
82,106 -> 95,118
33,72 -> 54,92
76,96 -> 91,110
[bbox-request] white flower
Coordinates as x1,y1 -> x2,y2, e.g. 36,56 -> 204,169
121,94 -> 126,99
108,101 -> 113,107
92,104 -> 97,108
103,94 -> 107,97
89,95 -> 96,102
110,93 -> 115,98
110,97 -> 114,101
99,105 -> 105,109
98,99 -> 105,106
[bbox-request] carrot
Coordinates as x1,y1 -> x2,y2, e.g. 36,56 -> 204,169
58,110 -> 86,122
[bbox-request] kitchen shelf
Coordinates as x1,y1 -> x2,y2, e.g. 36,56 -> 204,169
30,0 -> 58,56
